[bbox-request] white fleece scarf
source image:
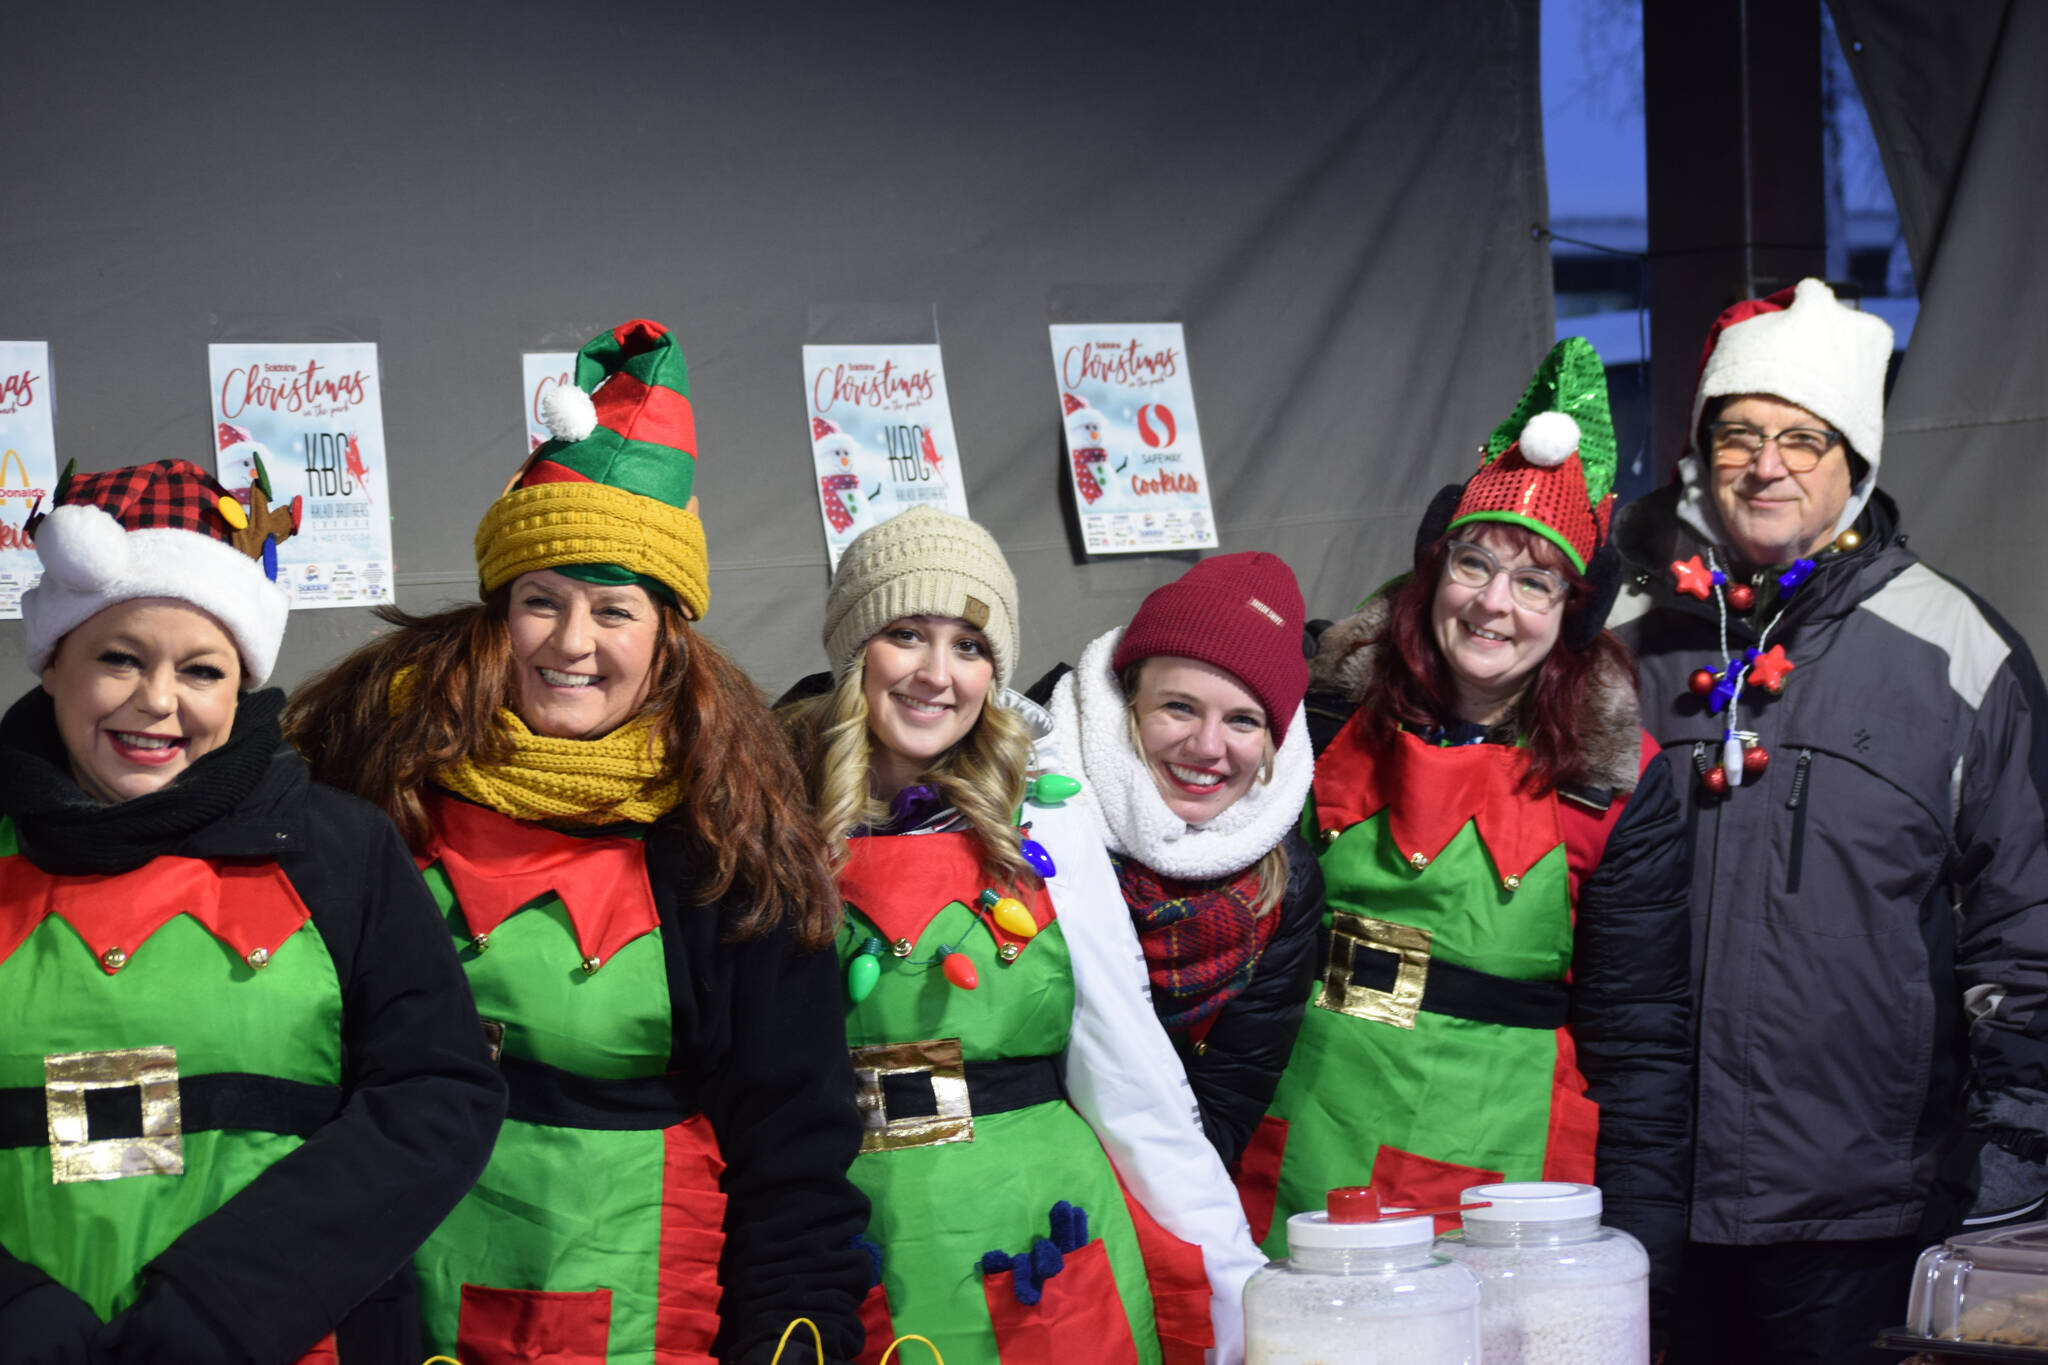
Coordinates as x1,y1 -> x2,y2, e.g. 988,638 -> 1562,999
1047,627 -> 1314,881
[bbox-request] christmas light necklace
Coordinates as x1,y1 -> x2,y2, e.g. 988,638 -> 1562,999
1673,551 -> 1810,794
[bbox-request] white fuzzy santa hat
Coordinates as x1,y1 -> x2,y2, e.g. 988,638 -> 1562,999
22,459 -> 295,685
1690,278 -> 1895,535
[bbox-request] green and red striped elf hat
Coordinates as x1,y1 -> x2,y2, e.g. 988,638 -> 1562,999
475,318 -> 709,618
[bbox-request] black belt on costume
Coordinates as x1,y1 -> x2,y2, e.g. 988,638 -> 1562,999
877,1053 -> 1063,1122
500,1052 -> 697,1131
0,1071 -> 341,1149
1344,939 -> 1570,1031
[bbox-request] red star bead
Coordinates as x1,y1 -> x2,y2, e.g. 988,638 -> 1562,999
1747,645 -> 1795,693
1672,555 -> 1715,600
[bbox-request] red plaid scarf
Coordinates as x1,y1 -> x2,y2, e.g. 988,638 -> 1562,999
1114,854 -> 1277,1035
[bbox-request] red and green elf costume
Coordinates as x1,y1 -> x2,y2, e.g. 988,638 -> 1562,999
1241,342 -> 1693,1310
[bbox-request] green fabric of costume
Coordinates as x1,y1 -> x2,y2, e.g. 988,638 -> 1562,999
411,844 -> 699,1364
0,827 -> 343,1320
839,838 -> 1164,1364
1258,735 -> 1586,1258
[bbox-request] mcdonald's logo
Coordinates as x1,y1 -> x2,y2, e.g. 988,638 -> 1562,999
0,450 -> 46,503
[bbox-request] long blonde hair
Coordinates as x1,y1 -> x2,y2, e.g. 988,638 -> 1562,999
1118,662 -> 1290,915
780,663 -> 1035,888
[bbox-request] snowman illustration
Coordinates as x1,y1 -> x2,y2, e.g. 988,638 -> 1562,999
813,417 -> 883,535
216,422 -> 280,507
1062,393 -> 1111,505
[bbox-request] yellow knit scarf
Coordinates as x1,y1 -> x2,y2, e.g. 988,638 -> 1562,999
434,708 -> 681,827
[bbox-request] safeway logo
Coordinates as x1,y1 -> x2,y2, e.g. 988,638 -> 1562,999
1136,403 -> 1177,449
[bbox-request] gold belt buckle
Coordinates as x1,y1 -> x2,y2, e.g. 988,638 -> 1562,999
45,1046 -> 184,1184
850,1038 -> 972,1153
1318,912 -> 1432,1030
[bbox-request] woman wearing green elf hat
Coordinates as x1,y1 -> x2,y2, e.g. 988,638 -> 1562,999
0,458 -> 504,1363
1248,339 -> 1694,1336
286,320 -> 868,1365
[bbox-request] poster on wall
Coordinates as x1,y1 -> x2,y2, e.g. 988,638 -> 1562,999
0,341 -> 57,618
522,351 -> 577,453
207,341 -> 393,610
802,343 -> 970,570
1049,323 -> 1218,555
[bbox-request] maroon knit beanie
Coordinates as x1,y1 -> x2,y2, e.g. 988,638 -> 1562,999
1112,551 -> 1310,742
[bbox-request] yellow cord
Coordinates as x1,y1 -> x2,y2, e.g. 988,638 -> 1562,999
421,1358 -> 461,1364
768,1317 -> 826,1364
765,1319 -> 945,1364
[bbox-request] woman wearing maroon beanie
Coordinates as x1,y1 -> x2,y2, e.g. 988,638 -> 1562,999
1039,552 -> 1326,1168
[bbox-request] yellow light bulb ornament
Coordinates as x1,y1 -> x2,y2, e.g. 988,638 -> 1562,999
978,889 -> 1039,940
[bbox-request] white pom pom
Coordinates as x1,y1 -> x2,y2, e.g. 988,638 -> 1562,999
1518,410 -> 1581,468
36,504 -> 130,591
541,384 -> 598,443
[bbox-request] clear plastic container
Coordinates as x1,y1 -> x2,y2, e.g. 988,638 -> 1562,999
1905,1220 -> 2048,1347
1434,1181 -> 1649,1365
1244,1189 -> 1480,1365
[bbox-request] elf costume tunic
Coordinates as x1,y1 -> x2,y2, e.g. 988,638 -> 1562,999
1239,600 -> 1691,1289
410,788 -> 869,1365
0,689 -> 506,1363
835,698 -> 1264,1365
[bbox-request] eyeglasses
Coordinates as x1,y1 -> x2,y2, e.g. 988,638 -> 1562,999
1443,540 -> 1569,612
1707,421 -> 1843,473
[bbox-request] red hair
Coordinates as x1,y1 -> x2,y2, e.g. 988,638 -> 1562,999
1359,525 -> 1635,795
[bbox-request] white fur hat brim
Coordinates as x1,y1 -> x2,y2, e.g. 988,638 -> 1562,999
23,519 -> 290,686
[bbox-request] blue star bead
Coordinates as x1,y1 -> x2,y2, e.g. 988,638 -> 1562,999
1777,558 -> 1816,592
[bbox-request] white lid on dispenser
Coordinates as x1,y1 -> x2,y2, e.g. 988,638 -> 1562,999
1286,1208 -> 1436,1251
1458,1181 -> 1602,1223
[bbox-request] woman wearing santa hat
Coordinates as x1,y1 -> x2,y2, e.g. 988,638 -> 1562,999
0,457 -> 504,1363
1257,338 -> 1693,1336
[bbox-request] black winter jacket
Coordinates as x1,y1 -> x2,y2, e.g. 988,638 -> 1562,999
0,688 -> 507,1365
1611,485 -> 2048,1244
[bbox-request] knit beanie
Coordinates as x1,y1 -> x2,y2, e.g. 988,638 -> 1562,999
1446,336 -> 1618,574
1111,552 -> 1310,742
822,506 -> 1019,687
475,318 -> 710,618
22,458 -> 298,684
1688,278 -> 1893,537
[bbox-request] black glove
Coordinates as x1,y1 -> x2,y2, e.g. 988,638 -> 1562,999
93,1277 -> 245,1365
0,1280 -> 101,1365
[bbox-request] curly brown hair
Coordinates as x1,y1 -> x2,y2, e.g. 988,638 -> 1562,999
284,588 -> 840,948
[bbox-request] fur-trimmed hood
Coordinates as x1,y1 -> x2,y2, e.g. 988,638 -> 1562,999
1308,596 -> 1643,796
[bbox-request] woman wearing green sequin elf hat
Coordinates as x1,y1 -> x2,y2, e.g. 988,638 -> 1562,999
778,505 -> 1264,1365
286,319 -> 868,1364
1253,337 -> 1694,1335
0,458 -> 504,1363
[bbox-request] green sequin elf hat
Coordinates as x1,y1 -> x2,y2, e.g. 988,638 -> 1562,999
1445,336 -> 1617,574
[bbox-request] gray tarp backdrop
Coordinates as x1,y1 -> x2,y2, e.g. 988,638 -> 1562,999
1832,0 -> 2048,654
0,0 -> 1552,697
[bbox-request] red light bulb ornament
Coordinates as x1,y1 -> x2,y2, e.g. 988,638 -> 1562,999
937,945 -> 979,990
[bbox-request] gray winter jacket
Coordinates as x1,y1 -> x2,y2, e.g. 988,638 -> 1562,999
1610,484 -> 2048,1245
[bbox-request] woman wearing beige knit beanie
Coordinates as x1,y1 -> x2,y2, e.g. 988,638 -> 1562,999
780,505 -> 1265,1365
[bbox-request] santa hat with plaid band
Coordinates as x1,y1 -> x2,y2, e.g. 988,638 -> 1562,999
22,459 -> 295,684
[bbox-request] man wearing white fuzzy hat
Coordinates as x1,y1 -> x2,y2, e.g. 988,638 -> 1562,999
1609,279 -> 2048,1362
